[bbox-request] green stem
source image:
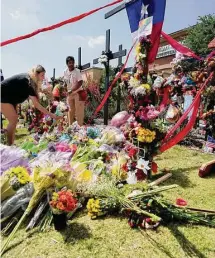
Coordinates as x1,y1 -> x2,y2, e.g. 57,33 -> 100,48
130,185 -> 178,201
1,210 -> 29,256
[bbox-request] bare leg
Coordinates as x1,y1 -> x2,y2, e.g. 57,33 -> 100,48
0,103 -> 18,145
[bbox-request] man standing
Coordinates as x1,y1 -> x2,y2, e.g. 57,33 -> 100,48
63,56 -> 85,126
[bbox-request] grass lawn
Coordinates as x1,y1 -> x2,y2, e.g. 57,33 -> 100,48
2,129 -> 215,258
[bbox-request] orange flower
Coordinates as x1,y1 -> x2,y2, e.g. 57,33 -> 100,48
56,201 -> 65,211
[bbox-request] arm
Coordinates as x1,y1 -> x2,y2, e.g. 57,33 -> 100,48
71,70 -> 83,92
71,80 -> 83,92
29,96 -> 61,120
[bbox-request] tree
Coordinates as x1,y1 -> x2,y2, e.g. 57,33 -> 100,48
184,14 -> 215,56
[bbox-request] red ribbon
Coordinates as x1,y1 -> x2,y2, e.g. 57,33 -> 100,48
161,31 -> 201,60
160,72 -> 214,152
160,96 -> 200,152
1,0 -> 123,47
163,72 -> 214,143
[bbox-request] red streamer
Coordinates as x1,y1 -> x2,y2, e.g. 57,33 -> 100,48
160,96 -> 200,152
161,31 -> 201,60
0,0 -> 123,47
163,72 -> 214,143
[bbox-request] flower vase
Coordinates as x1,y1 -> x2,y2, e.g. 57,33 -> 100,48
52,213 -> 67,231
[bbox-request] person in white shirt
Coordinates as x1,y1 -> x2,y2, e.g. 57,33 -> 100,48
63,56 -> 85,126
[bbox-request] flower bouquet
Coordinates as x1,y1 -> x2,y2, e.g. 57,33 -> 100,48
1,166 -> 31,202
49,189 -> 78,231
87,197 -> 119,219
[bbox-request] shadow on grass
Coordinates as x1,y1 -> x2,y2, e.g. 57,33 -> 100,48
139,230 -> 175,258
169,225 -> 207,258
62,222 -> 92,243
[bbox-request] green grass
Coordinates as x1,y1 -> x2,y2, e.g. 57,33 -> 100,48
2,132 -> 215,258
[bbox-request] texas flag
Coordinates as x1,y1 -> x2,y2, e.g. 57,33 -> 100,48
126,0 -> 166,63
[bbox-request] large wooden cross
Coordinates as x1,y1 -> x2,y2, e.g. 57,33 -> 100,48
93,29 -> 127,125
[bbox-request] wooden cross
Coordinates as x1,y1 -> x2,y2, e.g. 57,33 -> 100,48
77,47 -> 91,71
93,29 -> 127,125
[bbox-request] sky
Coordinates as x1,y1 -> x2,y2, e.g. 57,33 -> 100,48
1,0 -> 215,78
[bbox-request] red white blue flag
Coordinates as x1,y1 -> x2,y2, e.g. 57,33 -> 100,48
206,136 -> 215,149
125,0 -> 166,63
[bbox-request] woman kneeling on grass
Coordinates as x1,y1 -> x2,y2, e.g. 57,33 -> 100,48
0,65 -> 62,145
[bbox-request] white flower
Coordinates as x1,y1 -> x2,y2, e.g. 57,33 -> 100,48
126,171 -> 137,185
136,158 -> 150,174
153,76 -> 164,89
129,76 -> 140,88
139,53 -> 146,58
57,101 -> 68,112
131,86 -> 146,96
99,54 -> 108,64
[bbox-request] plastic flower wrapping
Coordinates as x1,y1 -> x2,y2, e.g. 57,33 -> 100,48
0,144 -> 30,175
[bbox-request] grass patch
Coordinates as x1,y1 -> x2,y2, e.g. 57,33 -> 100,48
1,131 -> 215,258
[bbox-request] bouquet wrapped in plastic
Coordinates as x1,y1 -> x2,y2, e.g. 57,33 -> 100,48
0,144 -> 29,175
1,166 -> 31,202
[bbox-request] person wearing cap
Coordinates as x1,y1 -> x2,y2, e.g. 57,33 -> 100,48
63,56 -> 86,126
0,65 -> 62,145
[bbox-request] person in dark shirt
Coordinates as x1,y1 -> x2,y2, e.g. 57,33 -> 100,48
1,65 -> 62,145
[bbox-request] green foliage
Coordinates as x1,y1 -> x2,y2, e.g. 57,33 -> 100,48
184,14 -> 215,56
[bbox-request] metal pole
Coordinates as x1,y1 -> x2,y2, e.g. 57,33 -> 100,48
104,29 -> 110,125
78,47 -> 81,69
52,68 -> 56,88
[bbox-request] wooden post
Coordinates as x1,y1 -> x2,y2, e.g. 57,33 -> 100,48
104,29 -> 111,125
52,68 -> 56,88
77,47 -> 91,71
116,44 -> 123,113
93,30 -> 127,125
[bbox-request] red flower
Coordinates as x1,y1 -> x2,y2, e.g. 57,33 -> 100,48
50,190 -> 78,212
176,198 -> 187,207
145,218 -> 152,223
131,162 -> 137,169
128,148 -> 138,158
135,169 -> 147,181
56,201 -> 66,211
151,162 -> 158,174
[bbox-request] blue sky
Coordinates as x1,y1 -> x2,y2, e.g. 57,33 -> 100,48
1,0 -> 215,78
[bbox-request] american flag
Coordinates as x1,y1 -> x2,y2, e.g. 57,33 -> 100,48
206,136 -> 215,149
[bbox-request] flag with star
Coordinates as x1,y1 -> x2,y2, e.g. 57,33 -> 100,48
125,0 -> 166,63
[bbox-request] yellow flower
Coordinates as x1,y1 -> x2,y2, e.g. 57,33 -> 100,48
87,198 -> 102,219
7,166 -> 31,185
135,43 -> 141,55
142,83 -> 151,91
137,127 -> 156,143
